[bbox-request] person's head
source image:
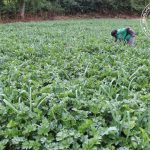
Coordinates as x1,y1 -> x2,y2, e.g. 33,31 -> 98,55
111,29 -> 117,37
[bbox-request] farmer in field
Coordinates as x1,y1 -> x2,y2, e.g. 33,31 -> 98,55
111,27 -> 136,46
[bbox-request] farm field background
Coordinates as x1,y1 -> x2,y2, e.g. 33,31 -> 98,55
0,19 -> 150,150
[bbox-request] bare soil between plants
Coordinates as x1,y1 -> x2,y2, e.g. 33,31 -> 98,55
0,12 -> 140,24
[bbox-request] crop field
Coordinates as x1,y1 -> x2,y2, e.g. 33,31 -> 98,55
0,19 -> 150,150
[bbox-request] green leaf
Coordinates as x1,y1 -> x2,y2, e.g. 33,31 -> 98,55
101,127 -> 118,136
79,119 -> 93,133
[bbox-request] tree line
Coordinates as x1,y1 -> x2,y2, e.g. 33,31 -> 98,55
0,0 -> 149,19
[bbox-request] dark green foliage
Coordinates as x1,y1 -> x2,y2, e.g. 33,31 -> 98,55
0,0 -> 149,18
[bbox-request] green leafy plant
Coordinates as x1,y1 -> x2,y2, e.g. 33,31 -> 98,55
0,19 -> 149,149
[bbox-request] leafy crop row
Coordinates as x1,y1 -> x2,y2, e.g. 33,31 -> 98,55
0,19 -> 150,150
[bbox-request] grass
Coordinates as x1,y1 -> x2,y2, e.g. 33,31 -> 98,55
0,19 -> 150,150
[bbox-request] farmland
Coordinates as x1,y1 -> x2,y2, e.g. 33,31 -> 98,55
0,19 -> 150,149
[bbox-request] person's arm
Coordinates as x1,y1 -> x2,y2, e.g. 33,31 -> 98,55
114,35 -> 117,42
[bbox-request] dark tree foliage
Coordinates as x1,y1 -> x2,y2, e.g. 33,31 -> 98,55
0,0 -> 149,18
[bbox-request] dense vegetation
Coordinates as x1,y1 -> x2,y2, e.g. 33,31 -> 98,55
0,0 -> 149,19
0,19 -> 150,149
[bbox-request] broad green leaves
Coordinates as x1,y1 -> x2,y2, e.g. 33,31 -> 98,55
0,19 -> 149,149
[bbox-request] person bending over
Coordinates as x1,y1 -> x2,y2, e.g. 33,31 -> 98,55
111,27 -> 136,46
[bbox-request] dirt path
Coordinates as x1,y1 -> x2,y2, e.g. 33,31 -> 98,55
0,13 -> 140,24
